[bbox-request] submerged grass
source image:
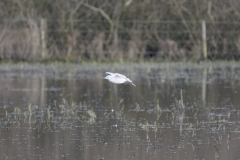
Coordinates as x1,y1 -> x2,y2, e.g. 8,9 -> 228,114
2,99 -> 98,131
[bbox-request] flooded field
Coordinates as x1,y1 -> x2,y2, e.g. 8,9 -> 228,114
0,62 -> 240,160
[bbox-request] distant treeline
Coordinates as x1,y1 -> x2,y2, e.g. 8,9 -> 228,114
0,0 -> 240,61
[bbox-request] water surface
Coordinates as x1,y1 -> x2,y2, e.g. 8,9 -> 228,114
0,63 -> 240,159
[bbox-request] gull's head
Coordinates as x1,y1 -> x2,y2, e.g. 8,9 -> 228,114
103,75 -> 111,80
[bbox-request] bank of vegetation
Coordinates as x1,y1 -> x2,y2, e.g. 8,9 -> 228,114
0,0 -> 240,61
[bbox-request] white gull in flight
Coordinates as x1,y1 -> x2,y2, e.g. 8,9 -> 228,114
103,72 -> 136,86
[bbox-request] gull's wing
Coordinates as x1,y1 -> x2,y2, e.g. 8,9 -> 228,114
131,82 -> 136,86
105,72 -> 115,76
115,73 -> 135,84
115,73 -> 127,78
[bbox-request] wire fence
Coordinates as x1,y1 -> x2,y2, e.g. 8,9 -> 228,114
0,18 -> 240,61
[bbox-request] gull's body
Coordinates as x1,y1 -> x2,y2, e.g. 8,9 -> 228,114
104,72 -> 136,86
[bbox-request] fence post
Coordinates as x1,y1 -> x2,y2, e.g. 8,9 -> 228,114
40,18 -> 46,59
202,20 -> 207,59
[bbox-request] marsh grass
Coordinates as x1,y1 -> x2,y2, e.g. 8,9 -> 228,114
2,99 -> 99,131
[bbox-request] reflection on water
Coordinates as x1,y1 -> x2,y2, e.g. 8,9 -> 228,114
0,63 -> 240,159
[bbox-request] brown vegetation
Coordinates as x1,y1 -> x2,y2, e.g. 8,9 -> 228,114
0,0 -> 240,61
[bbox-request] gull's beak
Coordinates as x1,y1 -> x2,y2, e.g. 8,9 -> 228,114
103,77 -> 107,79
